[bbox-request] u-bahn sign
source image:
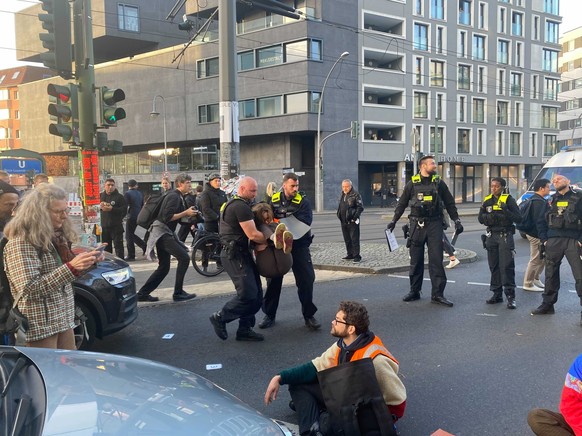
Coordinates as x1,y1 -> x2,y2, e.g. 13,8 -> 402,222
0,158 -> 43,174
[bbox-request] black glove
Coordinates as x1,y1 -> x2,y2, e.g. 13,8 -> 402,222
454,219 -> 464,234
499,201 -> 508,210
387,221 -> 396,232
402,224 -> 410,239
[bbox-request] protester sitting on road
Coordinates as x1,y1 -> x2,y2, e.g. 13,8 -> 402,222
251,202 -> 293,278
528,353 -> 582,435
264,301 -> 406,436
4,184 -> 102,349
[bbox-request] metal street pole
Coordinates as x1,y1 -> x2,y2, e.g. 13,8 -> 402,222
316,51 -> 349,212
150,95 -> 167,174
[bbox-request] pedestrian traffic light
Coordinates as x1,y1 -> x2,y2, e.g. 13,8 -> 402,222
38,0 -> 73,80
98,87 -> 126,127
47,83 -> 78,143
350,121 -> 360,139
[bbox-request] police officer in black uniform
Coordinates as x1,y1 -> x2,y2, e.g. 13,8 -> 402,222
387,155 -> 460,307
259,172 -> 320,330
209,177 -> 267,342
531,174 -> 582,321
478,177 -> 522,309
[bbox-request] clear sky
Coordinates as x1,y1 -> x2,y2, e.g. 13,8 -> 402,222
0,0 -> 581,70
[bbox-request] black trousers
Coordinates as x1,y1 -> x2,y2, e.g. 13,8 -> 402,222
341,222 -> 360,257
542,237 -> 582,305
177,222 -> 196,243
125,218 -> 146,258
409,219 -> 447,297
102,224 -> 124,259
138,234 -> 190,295
263,243 -> 317,319
289,382 -> 326,436
220,251 -> 263,329
485,231 -> 516,298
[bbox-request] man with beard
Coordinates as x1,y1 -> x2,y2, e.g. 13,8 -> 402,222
100,178 -> 127,259
264,301 -> 406,436
387,155 -> 461,307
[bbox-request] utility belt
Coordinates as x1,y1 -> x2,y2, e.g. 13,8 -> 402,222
486,227 -> 515,237
409,215 -> 442,225
221,240 -> 249,260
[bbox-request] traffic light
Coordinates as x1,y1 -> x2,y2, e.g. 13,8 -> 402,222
38,0 -> 73,80
98,87 -> 126,127
350,121 -> 360,139
95,132 -> 123,154
47,83 -> 78,143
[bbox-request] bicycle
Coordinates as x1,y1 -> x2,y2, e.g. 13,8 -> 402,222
191,231 -> 224,277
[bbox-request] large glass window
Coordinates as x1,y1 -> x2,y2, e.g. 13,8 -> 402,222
430,127 -> 444,154
545,21 -> 559,44
285,40 -> 308,63
458,128 -> 470,153
197,58 -> 219,78
545,78 -> 559,100
238,51 -> 255,71
511,72 -> 522,96
543,135 -> 557,157
542,106 -> 558,129
473,98 -> 485,123
118,4 -> 139,32
414,92 -> 428,118
198,104 -> 219,123
498,40 -> 509,64
414,23 -> 429,51
543,49 -> 559,72
0,90 -> 8,100
257,96 -> 282,117
458,0 -> 471,25
510,132 -> 521,156
240,99 -> 256,119
458,65 -> 471,90
497,101 -> 508,125
257,45 -> 283,68
285,92 -> 309,114
544,0 -> 559,15
430,60 -> 444,87
473,35 -> 486,61
511,12 -> 523,37
431,0 -> 444,19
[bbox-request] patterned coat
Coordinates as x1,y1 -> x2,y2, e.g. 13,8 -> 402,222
5,237 -> 76,342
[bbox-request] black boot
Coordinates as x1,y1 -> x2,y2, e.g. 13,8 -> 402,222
507,297 -> 516,309
486,293 -> 503,304
403,291 -> 421,302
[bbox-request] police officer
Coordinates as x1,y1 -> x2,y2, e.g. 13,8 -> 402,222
478,177 -> 522,309
387,155 -> 460,307
337,179 -> 364,262
259,172 -> 320,330
209,177 -> 267,341
531,174 -> 582,321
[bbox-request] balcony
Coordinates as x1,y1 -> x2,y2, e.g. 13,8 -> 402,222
363,13 -> 404,37
363,51 -> 404,72
363,88 -> 404,107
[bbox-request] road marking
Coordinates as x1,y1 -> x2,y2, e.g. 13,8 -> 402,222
387,274 -> 455,283
468,282 -> 489,286
476,313 -> 498,317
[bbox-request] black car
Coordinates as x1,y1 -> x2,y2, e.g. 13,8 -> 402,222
70,253 -> 137,349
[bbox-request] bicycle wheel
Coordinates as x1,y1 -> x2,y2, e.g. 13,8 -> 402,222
191,235 -> 224,277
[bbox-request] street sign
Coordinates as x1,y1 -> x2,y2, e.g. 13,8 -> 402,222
0,158 -> 43,175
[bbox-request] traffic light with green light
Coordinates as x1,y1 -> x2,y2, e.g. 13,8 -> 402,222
98,87 -> 126,127
47,83 -> 78,143
38,0 -> 73,80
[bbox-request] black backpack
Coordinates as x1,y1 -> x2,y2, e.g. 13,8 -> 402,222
516,196 -> 541,234
137,193 -> 164,229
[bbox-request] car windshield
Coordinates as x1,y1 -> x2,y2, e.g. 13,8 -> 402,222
535,166 -> 582,191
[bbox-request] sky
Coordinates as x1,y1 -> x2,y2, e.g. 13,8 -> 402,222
0,0 -> 581,70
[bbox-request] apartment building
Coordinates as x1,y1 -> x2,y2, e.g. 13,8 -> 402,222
14,0 -> 562,207
558,26 -> 582,148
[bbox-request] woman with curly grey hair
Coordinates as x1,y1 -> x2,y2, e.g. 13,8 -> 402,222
4,184 -> 101,349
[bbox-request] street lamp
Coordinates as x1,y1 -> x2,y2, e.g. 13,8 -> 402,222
150,95 -> 168,174
316,51 -> 349,212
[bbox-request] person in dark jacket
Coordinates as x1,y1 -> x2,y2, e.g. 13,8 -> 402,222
124,179 -> 146,261
337,179 -> 364,263
177,185 -> 201,244
387,156 -> 461,307
199,173 -> 227,234
100,178 -> 126,259
478,177 -> 522,309
531,174 -> 582,321
522,178 -> 551,292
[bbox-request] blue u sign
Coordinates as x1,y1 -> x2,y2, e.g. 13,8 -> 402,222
0,158 -> 43,175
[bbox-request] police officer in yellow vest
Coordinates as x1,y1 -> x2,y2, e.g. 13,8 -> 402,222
259,172 -> 320,330
387,155 -> 461,307
478,177 -> 522,309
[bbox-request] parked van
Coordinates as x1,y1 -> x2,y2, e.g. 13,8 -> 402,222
518,145 -> 582,203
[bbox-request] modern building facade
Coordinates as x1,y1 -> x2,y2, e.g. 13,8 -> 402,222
558,26 -> 582,148
14,0 -> 562,208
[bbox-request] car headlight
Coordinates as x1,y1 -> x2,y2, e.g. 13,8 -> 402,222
101,267 -> 133,285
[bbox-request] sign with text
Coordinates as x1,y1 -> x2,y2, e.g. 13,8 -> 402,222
0,158 -> 43,174
82,150 -> 100,205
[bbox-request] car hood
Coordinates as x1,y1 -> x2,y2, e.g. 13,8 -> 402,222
15,347 -> 287,435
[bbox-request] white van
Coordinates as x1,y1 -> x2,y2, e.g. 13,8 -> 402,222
518,145 -> 582,203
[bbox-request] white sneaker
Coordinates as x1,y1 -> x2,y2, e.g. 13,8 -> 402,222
523,284 -> 544,292
533,279 -> 545,288
446,258 -> 460,269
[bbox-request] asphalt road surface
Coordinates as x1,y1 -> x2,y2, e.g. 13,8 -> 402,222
93,220 -> 580,435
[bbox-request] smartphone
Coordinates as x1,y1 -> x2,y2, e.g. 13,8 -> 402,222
94,243 -> 107,254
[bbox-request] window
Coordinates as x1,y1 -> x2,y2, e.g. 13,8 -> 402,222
566,99 -> 580,110
473,35 -> 486,61
497,101 -> 508,125
498,70 -> 505,95
478,67 -> 485,93
238,51 -> 255,71
436,27 -> 444,54
459,0 -> 471,25
498,8 -> 506,33
515,102 -> 521,126
497,131 -> 505,156
430,60 -> 444,86
478,2 -> 487,29
543,49 -> 558,72
240,99 -> 256,119
15,130 -> 19,139
197,57 -> 219,78
285,39 -> 322,62
0,90 -> 8,100
498,40 -> 509,64
414,92 -> 428,118
473,98 -> 485,123
458,128 -> 470,153
198,104 -> 219,123
14,110 -> 19,119
511,72 -> 522,96
431,0 -> 444,19
0,128 -> 8,139
414,23 -> 429,51
118,4 -> 139,32
0,109 -> 9,120
477,129 -> 485,155
459,31 -> 467,57
545,78 -> 559,100
516,42 -> 523,67
11,71 -> 19,80
532,75 -> 539,99
257,96 -> 282,117
257,45 -> 283,68
458,65 -> 471,90
512,12 -> 523,37
13,91 -> 18,100
533,16 -> 540,40
415,0 -> 423,15
284,92 -> 319,114
544,0 -> 559,15
545,21 -> 559,44
415,57 -> 423,85
430,127 -> 444,153
543,134 -> 556,157
510,132 -> 521,156
542,106 -> 558,129
530,133 -> 537,157
436,93 -> 444,120
459,96 -> 466,122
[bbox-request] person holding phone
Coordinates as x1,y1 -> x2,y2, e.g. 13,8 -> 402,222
3,184 -> 102,349
100,178 -> 126,259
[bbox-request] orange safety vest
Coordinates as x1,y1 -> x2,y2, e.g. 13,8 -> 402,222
333,335 -> 398,366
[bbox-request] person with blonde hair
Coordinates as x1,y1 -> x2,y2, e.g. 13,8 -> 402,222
3,184 -> 101,349
264,181 -> 278,202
